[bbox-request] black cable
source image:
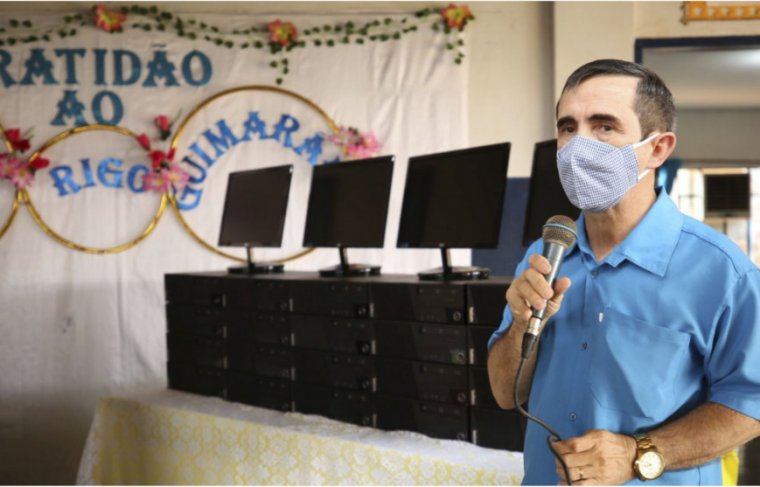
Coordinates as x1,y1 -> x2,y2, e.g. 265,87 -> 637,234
514,355 -> 572,485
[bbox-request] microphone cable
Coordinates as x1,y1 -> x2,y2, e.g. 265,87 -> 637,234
514,355 -> 572,485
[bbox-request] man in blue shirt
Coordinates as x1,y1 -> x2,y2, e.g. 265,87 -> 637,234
487,59 -> 760,485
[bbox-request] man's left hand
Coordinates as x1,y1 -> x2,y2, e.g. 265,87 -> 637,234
552,429 -> 637,485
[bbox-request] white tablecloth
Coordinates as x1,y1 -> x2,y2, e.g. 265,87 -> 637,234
77,388 -> 524,485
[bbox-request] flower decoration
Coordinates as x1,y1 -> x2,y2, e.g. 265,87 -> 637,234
0,128 -> 49,190
153,112 -> 180,141
0,4 -> 475,85
93,4 -> 127,33
440,4 -> 474,29
327,126 -> 382,161
267,19 -> 298,47
137,131 -> 190,193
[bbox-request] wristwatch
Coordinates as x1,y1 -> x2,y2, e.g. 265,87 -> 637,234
632,433 -> 665,481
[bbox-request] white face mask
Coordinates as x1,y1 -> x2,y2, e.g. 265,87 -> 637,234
556,133 -> 659,212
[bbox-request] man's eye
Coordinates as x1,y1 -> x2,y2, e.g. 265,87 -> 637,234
600,125 -> 613,132
559,126 -> 575,134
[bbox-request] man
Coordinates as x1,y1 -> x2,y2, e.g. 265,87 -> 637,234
487,59 -> 760,485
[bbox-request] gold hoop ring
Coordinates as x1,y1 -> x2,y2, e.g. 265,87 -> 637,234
23,124 -> 167,254
168,85 -> 339,264
0,123 -> 19,241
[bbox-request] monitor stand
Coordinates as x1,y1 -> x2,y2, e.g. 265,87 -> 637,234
319,245 -> 380,277
227,243 -> 284,274
418,247 -> 489,281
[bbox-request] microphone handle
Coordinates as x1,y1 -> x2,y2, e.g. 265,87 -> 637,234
525,242 -> 567,337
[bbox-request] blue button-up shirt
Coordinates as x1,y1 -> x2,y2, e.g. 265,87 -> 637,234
489,189 -> 760,485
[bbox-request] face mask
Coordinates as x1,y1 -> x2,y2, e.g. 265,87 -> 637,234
557,133 -> 659,212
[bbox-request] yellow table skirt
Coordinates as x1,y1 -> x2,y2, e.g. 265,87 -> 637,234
76,389 -> 524,485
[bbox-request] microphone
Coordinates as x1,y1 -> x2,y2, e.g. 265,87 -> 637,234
521,215 -> 578,359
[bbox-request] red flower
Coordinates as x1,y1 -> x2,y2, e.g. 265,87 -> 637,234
29,155 -> 49,170
5,128 -> 31,153
441,4 -> 474,29
94,4 -> 127,33
154,115 -> 171,132
149,150 -> 167,170
137,133 -> 151,151
267,19 -> 298,47
166,147 -> 176,162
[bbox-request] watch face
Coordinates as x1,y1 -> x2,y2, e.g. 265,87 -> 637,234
638,450 -> 665,479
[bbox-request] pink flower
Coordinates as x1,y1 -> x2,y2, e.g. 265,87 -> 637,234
94,5 -> 127,33
441,4 -> 474,29
143,164 -> 190,193
267,19 -> 298,47
6,158 -> 34,189
328,126 -> 382,160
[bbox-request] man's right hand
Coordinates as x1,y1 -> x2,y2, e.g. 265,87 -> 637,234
506,254 -> 572,330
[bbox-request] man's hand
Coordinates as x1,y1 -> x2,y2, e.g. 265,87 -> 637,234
552,429 -> 638,485
506,254 -> 571,329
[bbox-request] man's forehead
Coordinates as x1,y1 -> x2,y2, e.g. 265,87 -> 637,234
557,75 -> 639,118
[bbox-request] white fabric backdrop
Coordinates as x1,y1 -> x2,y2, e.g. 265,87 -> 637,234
0,9 -> 468,483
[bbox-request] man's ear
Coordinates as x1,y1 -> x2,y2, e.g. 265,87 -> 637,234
648,132 -> 677,169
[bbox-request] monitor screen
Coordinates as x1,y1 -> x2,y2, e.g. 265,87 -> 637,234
397,142 -> 510,249
218,164 -> 293,247
303,156 -> 395,248
705,173 -> 750,218
522,139 -> 580,246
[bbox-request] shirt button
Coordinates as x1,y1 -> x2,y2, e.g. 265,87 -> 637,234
590,271 -> 598,278
581,342 -> 588,350
569,412 -> 577,422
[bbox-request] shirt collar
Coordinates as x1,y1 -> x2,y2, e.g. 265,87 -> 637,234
567,188 -> 682,277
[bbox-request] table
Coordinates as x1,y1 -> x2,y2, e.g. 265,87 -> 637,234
76,389 -> 524,485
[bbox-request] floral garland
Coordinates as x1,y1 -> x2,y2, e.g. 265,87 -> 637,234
0,3 -> 475,85
0,129 -> 49,189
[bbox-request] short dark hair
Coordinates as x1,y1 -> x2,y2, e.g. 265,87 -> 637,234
558,59 -> 676,137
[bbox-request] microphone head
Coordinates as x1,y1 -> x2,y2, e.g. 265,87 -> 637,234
542,215 -> 577,248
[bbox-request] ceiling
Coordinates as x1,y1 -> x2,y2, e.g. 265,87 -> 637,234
643,46 -> 760,109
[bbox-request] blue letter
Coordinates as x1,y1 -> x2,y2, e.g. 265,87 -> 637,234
0,50 -> 16,88
97,157 -> 124,188
54,48 -> 85,84
80,158 -> 96,188
181,155 -> 207,184
176,185 -> 203,210
270,114 -> 300,148
48,165 -> 82,196
143,50 -> 179,87
91,90 -> 123,125
188,143 -> 216,168
20,48 -> 57,85
181,50 -> 212,86
93,48 -> 107,86
51,90 -> 87,126
293,133 -> 325,166
113,49 -> 141,86
127,165 -> 148,192
239,111 -> 269,141
202,119 -> 243,158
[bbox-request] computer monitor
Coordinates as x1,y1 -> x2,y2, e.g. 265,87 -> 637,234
705,173 -> 750,218
397,142 -> 510,280
218,164 -> 293,274
522,139 -> 580,246
302,155 -> 395,277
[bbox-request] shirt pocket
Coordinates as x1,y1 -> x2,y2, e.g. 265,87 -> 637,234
588,307 -> 690,420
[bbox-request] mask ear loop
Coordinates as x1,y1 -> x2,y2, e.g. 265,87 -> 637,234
633,132 -> 661,181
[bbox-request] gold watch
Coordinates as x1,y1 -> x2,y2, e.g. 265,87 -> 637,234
632,433 -> 665,481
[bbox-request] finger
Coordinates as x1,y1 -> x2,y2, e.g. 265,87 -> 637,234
508,274 -> 550,313
528,254 -> 552,274
552,276 -> 572,297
